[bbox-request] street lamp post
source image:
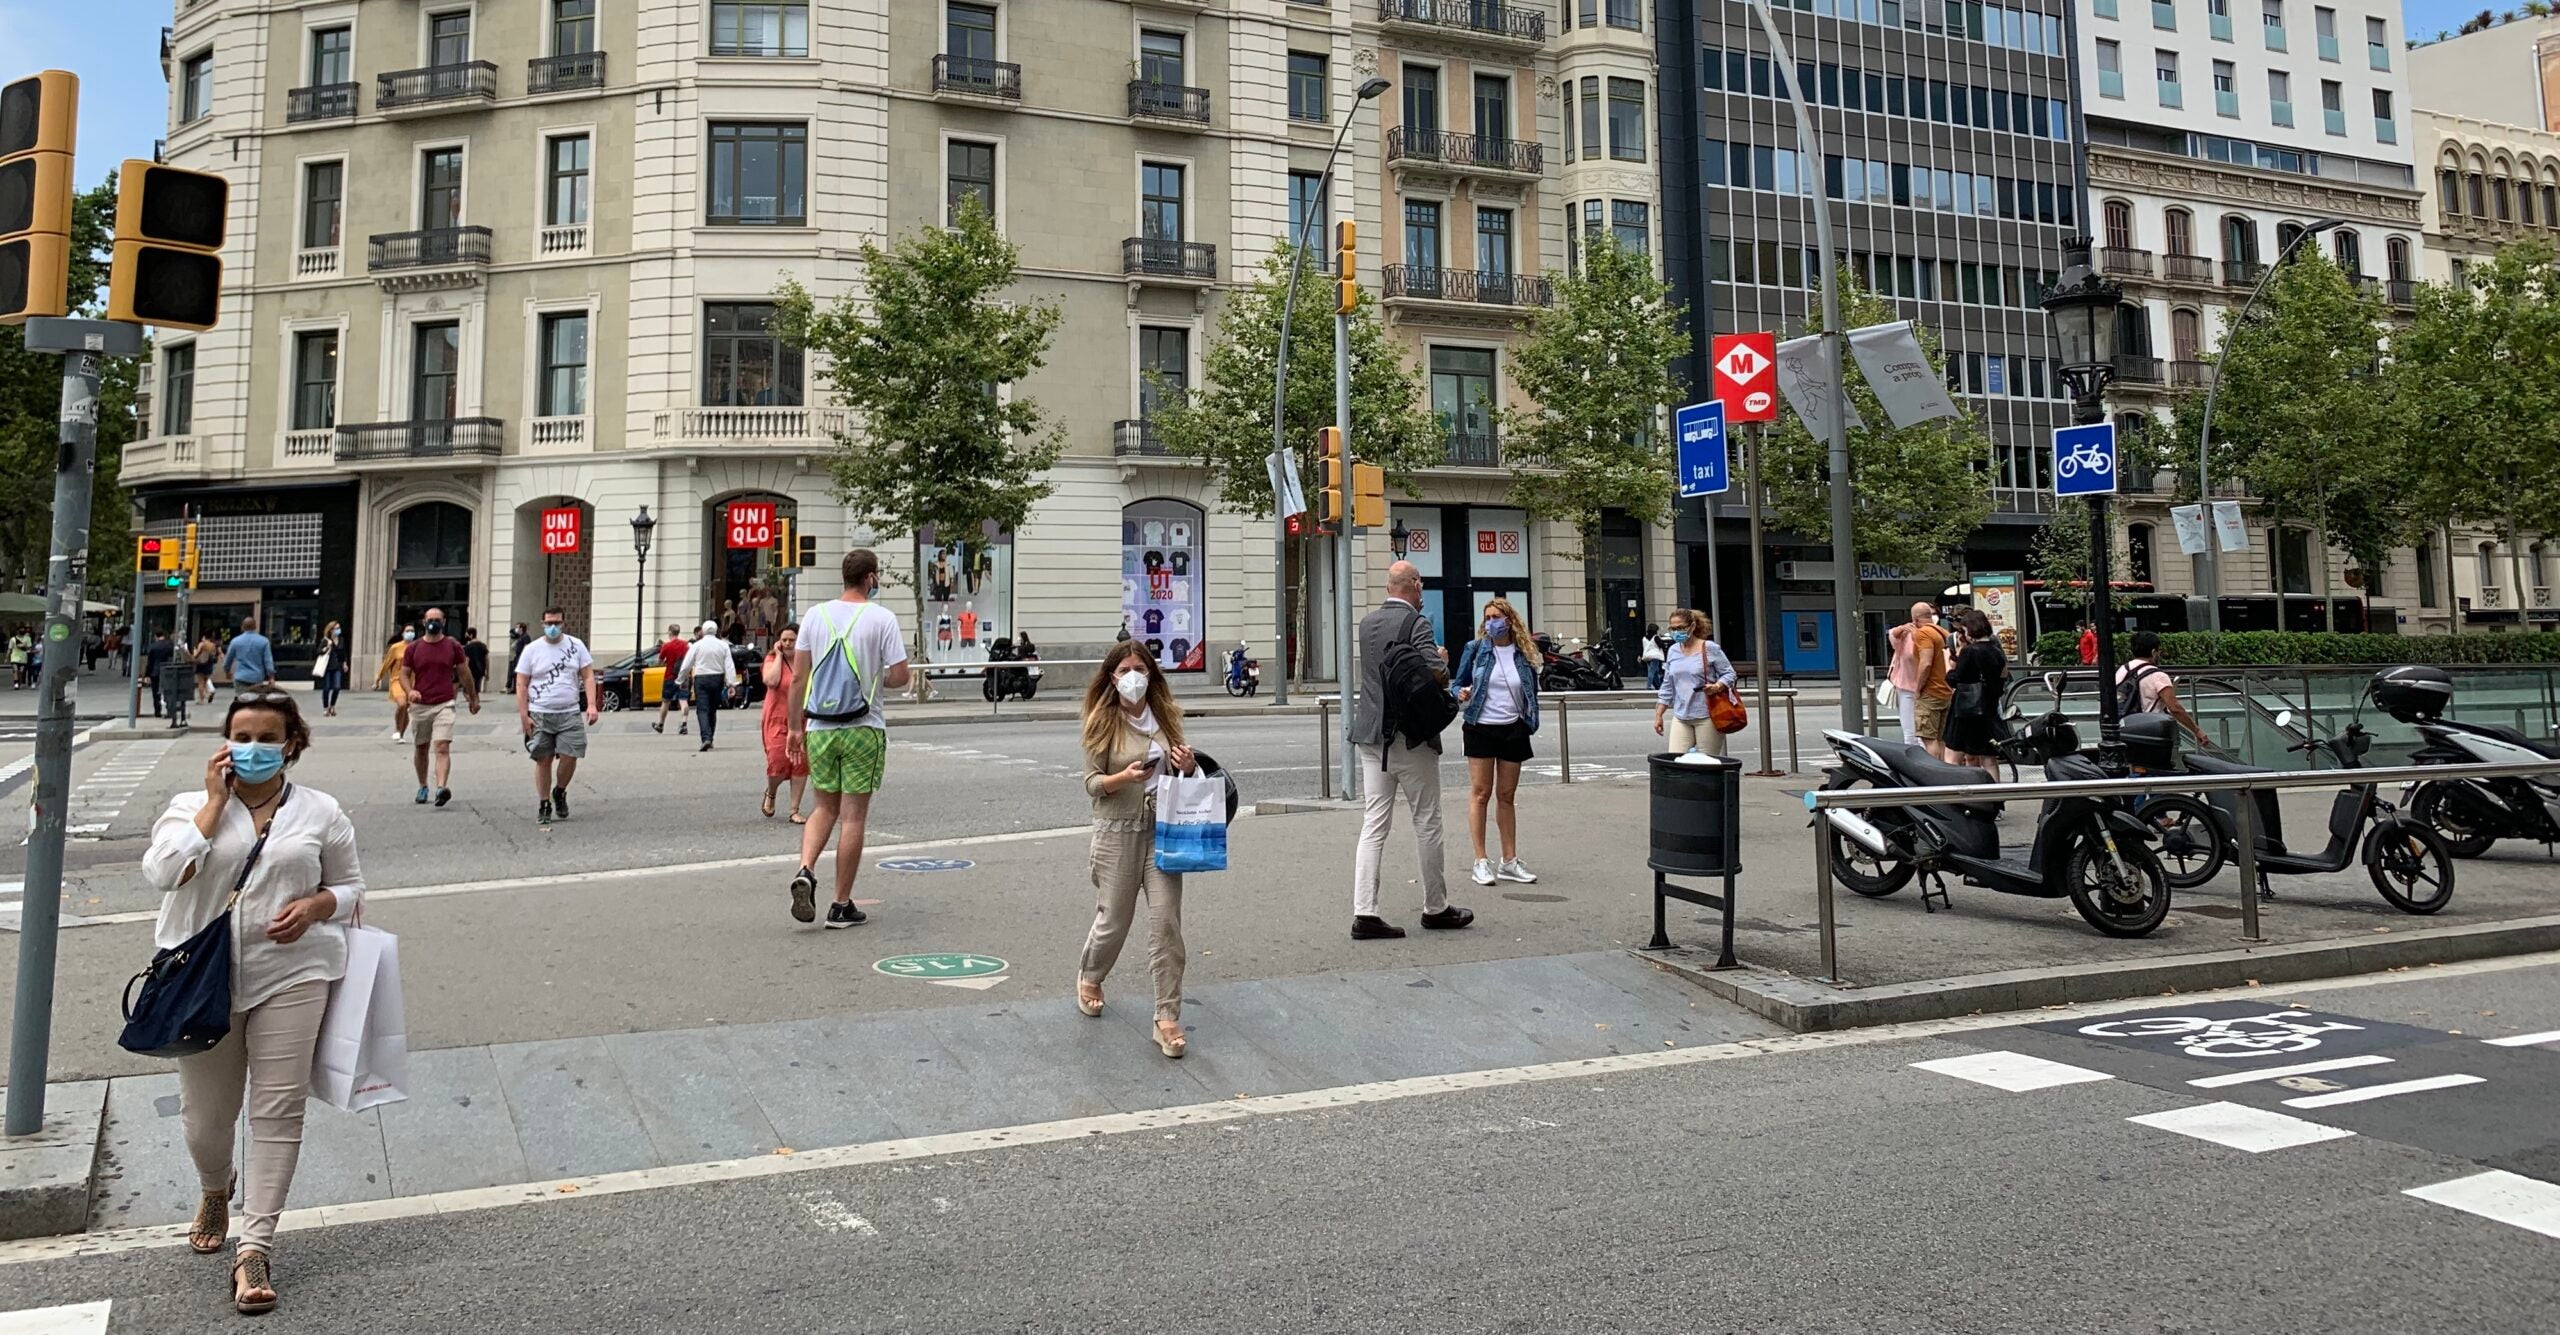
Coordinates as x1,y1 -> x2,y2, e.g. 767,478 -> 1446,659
2040,237 -> 2129,775
1272,74 -> 1390,706
630,506 -> 656,674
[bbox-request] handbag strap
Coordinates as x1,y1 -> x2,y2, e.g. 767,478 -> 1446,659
221,784 -> 292,913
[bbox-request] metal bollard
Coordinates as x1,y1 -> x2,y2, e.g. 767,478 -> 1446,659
1317,696 -> 1333,800
1559,696 -> 1573,783
2234,781 -> 2263,942
1812,817 -> 1840,982
1785,692 -> 1800,774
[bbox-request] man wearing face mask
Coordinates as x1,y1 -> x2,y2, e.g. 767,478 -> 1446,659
785,549 -> 911,928
399,609 -> 479,807
515,607 -> 600,826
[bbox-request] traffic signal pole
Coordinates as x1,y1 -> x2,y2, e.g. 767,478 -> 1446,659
125,560 -> 141,727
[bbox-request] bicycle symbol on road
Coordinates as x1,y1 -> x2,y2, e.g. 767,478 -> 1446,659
2055,438 -> 2115,481
2077,1009 -> 2366,1059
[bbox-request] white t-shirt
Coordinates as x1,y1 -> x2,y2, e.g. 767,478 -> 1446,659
1478,645 -> 1525,726
799,597 -> 909,732
513,635 -> 594,713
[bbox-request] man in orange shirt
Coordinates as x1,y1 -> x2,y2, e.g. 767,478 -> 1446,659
1907,607 -> 1955,760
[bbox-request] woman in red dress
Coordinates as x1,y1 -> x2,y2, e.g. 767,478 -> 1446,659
760,623 -> 809,822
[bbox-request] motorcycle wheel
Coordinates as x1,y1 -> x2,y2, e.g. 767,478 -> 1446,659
982,674 -> 999,703
1020,677 -> 1038,700
2140,795 -> 2228,891
2409,782 -> 2496,859
2364,818 -> 2455,915
1226,679 -> 1248,697
2065,830 -> 2172,938
1820,779 -> 1914,897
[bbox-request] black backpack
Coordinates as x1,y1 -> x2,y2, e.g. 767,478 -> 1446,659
2116,663 -> 2164,717
1377,607 -> 1457,758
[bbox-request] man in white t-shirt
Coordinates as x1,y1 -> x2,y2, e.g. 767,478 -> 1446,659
785,548 -> 912,928
514,606 -> 599,826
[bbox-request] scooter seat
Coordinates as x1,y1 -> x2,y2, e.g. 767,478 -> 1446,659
2184,754 -> 2269,776
1883,744 -> 1997,789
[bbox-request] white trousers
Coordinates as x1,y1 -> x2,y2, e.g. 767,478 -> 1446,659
1353,740 -> 1450,917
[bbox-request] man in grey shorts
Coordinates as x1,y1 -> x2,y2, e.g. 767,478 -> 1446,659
514,606 -> 600,827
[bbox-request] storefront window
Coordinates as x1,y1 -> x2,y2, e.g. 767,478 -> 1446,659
918,525 -> 1016,657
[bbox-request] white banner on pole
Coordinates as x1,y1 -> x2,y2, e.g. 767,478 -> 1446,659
2169,504 -> 2210,556
2211,500 -> 2251,553
1775,334 -> 1864,442
1267,450 -> 1307,519
1845,321 -> 1961,428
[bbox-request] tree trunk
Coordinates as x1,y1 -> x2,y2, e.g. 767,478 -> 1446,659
2509,508 -> 2533,629
2315,493 -> 2332,631
2268,504 -> 2285,627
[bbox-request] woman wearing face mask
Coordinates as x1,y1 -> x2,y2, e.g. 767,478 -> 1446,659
144,688 -> 365,1315
1453,598 -> 1543,886
313,622 -> 347,717
1653,607 -> 1739,756
373,625 -> 416,741
759,623 -> 810,823
1075,642 -> 1195,1059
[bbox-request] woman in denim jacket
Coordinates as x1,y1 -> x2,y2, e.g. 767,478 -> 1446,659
1451,597 -> 1542,887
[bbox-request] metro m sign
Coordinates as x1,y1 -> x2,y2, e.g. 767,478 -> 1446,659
539,507 -> 583,555
1711,333 -> 1778,423
726,502 -> 776,550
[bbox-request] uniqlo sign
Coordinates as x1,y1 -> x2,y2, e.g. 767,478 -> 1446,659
539,508 -> 582,555
1711,332 -> 1778,422
726,502 -> 776,550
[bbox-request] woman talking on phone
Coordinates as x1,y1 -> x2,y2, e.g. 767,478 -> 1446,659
1074,641 -> 1195,1059
143,688 -> 365,1314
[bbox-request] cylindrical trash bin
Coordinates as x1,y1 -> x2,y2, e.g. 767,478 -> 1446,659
158,663 -> 194,723
1649,752 -> 1741,876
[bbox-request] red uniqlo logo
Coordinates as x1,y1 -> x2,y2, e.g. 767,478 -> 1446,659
1712,332 -> 1779,422
1497,531 -> 1520,555
727,502 -> 775,550
539,507 -> 582,555
1477,531 -> 1497,554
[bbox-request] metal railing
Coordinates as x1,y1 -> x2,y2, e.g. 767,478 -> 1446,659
1127,81 -> 1211,123
2110,353 -> 2165,385
1385,127 -> 1543,174
368,226 -> 493,271
1113,419 -> 1173,456
2223,257 -> 2265,286
335,418 -> 505,462
934,54 -> 1020,100
2098,246 -> 2153,278
1376,0 -> 1547,42
2169,358 -> 2215,389
1441,433 -> 1501,468
2387,277 -> 2417,307
1122,237 -> 1216,280
1311,688 -> 1802,800
377,61 -> 498,110
1382,264 -> 1554,307
2012,663 -> 2560,770
2162,253 -> 2215,283
528,50 -> 606,94
285,82 -> 358,122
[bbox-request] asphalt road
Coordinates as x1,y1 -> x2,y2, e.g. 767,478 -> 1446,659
7,958 -> 2555,1333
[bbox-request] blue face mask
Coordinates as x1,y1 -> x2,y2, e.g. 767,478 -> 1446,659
1670,630 -> 1691,645
402,631 -> 416,642
543,624 -> 564,640
1484,617 -> 1509,641
227,741 -> 286,784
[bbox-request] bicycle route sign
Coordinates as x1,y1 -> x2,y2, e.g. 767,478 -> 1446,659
2052,421 -> 2116,498
873,953 -> 1009,981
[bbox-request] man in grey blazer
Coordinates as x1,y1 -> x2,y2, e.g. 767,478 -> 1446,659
1350,560 -> 1474,940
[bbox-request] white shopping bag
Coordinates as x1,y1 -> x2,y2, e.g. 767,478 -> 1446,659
1151,770 -> 1229,873
310,924 -> 411,1112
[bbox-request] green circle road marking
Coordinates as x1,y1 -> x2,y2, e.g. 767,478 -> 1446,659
873,953 -> 1009,980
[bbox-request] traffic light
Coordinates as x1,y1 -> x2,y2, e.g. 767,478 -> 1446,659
106,160 -> 226,331
796,532 -> 817,570
0,70 -> 78,325
179,520 -> 199,589
1352,462 -> 1386,529
135,534 -> 167,577
1333,219 -> 1357,315
773,517 -> 795,568
1316,426 -> 1345,529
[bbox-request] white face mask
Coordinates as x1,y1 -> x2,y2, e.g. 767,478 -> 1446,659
1115,671 -> 1148,704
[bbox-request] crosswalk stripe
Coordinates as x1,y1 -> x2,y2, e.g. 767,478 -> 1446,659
2481,1030 -> 2560,1048
0,1299 -> 111,1334
2127,1102 -> 2356,1152
1909,1050 -> 2114,1092
2405,1170 -> 2560,1240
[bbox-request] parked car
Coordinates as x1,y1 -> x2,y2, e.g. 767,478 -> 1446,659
598,645 -> 769,711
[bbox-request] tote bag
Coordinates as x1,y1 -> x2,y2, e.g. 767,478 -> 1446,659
310,921 -> 411,1113
1151,769 -> 1230,873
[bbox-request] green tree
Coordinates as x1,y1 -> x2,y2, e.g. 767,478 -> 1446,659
1758,272 -> 1996,571
772,198 -> 1063,689
1497,234 -> 1690,558
1,174 -> 136,597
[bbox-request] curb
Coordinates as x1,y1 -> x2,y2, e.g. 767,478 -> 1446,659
1632,912 -> 2560,1032
0,1083 -> 104,1243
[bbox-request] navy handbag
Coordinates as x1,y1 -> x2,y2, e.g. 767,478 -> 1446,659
117,793 -> 287,1059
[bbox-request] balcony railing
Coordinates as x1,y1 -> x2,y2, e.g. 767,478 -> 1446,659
1127,81 -> 1211,124
1385,127 -> 1543,174
2110,353 -> 2165,385
1383,265 -> 1554,307
1113,420 -> 1175,457
1376,0 -> 1546,44
377,61 -> 498,111
281,428 -> 336,459
285,82 -> 358,123
527,50 -> 606,95
368,226 -> 493,272
2098,246 -> 2153,278
1122,238 -> 1217,281
934,54 -> 1021,100
649,406 -> 847,443
528,416 -> 589,449
2223,258 -> 2265,287
335,418 -> 505,462
538,223 -> 589,257
1442,433 -> 1501,468
293,247 -> 340,279
2169,359 -> 2215,389
2162,253 -> 2215,283
2387,277 -> 2417,307
2347,272 -> 2379,296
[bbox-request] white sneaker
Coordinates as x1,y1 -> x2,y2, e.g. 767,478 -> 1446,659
1497,858 -> 1538,883
1470,858 -> 1496,886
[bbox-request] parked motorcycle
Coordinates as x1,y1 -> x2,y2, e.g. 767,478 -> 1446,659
1534,633 -> 1626,692
2382,664 -> 2560,858
980,636 -> 1041,703
1224,644 -> 1261,698
1814,718 -> 2173,938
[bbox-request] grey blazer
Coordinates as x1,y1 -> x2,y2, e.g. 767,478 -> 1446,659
1352,598 -> 1444,749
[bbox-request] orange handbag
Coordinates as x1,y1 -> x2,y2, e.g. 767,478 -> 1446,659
1708,685 -> 1748,735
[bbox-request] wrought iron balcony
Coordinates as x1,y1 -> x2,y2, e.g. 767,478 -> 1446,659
2110,353 -> 2165,385
1382,265 -> 1553,307
2223,258 -> 2265,287
1376,0 -> 1546,45
1127,81 -> 1210,125
2098,246 -> 2153,278
1441,433 -> 1501,468
2169,359 -> 2216,389
2161,253 -> 2215,284
368,226 -> 493,272
2387,277 -> 2417,308
934,54 -> 1021,100
1385,127 -> 1543,175
1113,420 -> 1175,457
1122,238 -> 1217,281
335,418 -> 505,463
285,82 -> 358,123
528,50 -> 606,94
377,61 -> 498,111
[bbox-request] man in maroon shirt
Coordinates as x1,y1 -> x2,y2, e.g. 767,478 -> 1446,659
652,623 -> 694,736
400,607 -> 480,806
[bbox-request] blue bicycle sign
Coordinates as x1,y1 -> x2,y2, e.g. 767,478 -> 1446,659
2052,422 -> 2117,498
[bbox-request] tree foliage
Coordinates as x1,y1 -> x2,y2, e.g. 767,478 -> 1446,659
1496,234 -> 1690,551
2,175 -> 136,596
1759,272 -> 1995,571
2030,413 -> 2176,613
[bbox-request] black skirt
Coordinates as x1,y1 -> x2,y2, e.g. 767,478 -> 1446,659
1462,719 -> 1536,763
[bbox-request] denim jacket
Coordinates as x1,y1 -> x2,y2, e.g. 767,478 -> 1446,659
1452,637 -> 1541,733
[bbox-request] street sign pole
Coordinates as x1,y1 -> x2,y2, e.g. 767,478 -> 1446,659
125,562 -> 142,728
1745,423 -> 1779,776
1334,306 -> 1358,800
2053,419 -> 2123,775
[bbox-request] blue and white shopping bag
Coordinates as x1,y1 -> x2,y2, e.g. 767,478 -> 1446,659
1152,769 -> 1230,873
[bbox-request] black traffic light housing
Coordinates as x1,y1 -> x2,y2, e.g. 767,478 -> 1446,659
108,160 -> 226,331
0,69 -> 77,325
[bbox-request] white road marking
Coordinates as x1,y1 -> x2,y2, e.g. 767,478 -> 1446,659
792,1191 -> 881,1237
2187,1055 -> 2397,1088
2481,1030 -> 2560,1048
927,975 -> 1008,991
1908,1051 -> 2114,1092
0,1300 -> 111,1334
2281,1074 -> 2488,1108
2404,1170 -> 2560,1240
2128,1102 -> 2356,1153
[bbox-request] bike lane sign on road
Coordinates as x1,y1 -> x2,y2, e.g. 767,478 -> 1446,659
2031,1001 -> 2444,1063
2052,421 -> 2116,498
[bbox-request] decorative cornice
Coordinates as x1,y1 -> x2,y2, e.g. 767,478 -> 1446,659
2090,145 -> 2423,225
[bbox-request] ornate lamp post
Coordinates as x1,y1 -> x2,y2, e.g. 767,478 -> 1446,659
2039,237 -> 2128,773
1389,516 -> 1410,561
629,505 -> 656,672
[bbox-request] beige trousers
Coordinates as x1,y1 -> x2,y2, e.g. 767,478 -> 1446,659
1666,715 -> 1727,757
1354,740 -> 1450,918
178,977 -> 331,1254
1081,823 -> 1187,1021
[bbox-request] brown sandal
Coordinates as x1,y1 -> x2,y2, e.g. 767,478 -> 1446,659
189,1181 -> 230,1254
1154,1019 -> 1188,1059
233,1249 -> 277,1315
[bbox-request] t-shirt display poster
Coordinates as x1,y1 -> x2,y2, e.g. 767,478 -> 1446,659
1122,500 -> 1206,672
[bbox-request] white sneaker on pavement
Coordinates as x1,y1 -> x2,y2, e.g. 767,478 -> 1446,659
1497,858 -> 1538,883
1471,858 -> 1496,886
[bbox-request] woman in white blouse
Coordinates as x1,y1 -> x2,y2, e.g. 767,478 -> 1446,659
145,687 -> 364,1315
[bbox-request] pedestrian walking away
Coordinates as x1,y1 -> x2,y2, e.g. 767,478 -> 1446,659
2077,620 -> 2099,667
516,608 -> 601,826
1454,598 -> 1543,888
8,625 -> 31,689
1350,560 -> 1472,940
760,623 -> 811,822
678,621 -> 743,751
374,627 -> 415,741
2116,630 -> 2212,748
143,688 -> 365,1315
1886,602 -> 1940,745
1639,622 -> 1666,692
312,621 -> 347,716
1653,608 -> 1739,757
505,623 -> 530,694
1943,609 -> 2010,777
653,623 -> 693,735
400,611 -> 478,806
1075,642 -> 1195,1058
462,629 -> 492,706
143,631 -> 177,721
193,632 -> 220,703
222,616 -> 276,690
786,549 -> 911,929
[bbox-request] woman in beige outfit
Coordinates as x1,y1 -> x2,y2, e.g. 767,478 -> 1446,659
1074,641 -> 1194,1058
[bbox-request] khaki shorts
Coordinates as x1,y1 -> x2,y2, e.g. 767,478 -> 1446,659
411,699 -> 459,746
1914,692 -> 1951,743
526,710 -> 587,760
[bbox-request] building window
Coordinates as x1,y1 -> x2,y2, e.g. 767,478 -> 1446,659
2313,3 -> 2337,57
292,330 -> 338,431
1607,78 -> 1646,161
2477,542 -> 2499,592
706,123 -> 808,226
2372,88 -> 2395,142
545,134 -> 591,227
1288,52 -> 1327,123
2128,524 -> 2156,584
420,147 -> 464,228
1611,200 -> 1650,254
1140,29 -> 1187,87
2260,0 -> 2285,48
947,139 -> 996,222
2104,199 -> 2134,249
181,53 -> 213,123
162,344 -> 195,436
1287,170 -> 1327,254
2332,228 -> 2361,274
2212,60 -> 2238,116
1404,200 -> 1441,267
429,11 -> 473,66
1578,77 -> 1600,161
412,323 -> 460,420
1607,0 -> 1642,29
702,304 -> 802,407
948,3 -> 996,60
2385,236 -> 2410,280
2365,14 -> 2388,68
1429,346 -> 1495,449
539,312 -> 589,417
2166,207 -> 2195,254
711,2 -> 809,57
553,0 -> 597,55
1138,326 -> 1189,419
2416,538 -> 2438,608
2156,50 -> 2182,107
2152,0 -> 2176,29
310,28 -> 352,85
2171,307 -> 2201,361
2467,172 -> 2487,216
1474,74 -> 1509,142
1401,63 -> 1439,135
2268,69 -> 2293,124
2320,78 -> 2343,134
2096,39 -> 2124,97
1476,207 -> 1512,275
1141,161 -> 1185,240
301,161 -> 343,248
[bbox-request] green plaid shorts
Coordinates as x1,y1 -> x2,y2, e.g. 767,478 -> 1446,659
808,726 -> 888,795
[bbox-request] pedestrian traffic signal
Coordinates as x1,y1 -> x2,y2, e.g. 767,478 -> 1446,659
1352,461 -> 1385,529
0,70 -> 78,325
796,533 -> 817,570
1333,220 -> 1357,315
106,160 -> 226,332
135,535 -> 166,573
1316,426 -> 1345,528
